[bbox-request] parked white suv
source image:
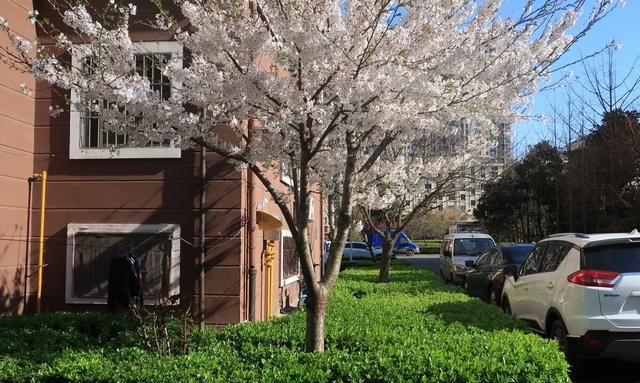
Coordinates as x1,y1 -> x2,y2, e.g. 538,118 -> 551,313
501,231 -> 640,366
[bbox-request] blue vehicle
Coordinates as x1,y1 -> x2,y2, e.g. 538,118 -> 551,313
366,230 -> 420,256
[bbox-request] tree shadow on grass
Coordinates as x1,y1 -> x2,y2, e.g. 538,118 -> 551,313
0,312 -> 138,364
418,299 -> 529,332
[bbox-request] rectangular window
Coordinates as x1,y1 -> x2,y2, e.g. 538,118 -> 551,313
308,197 -> 315,222
66,223 -> 180,304
70,42 -> 182,159
281,161 -> 299,187
280,231 -> 299,286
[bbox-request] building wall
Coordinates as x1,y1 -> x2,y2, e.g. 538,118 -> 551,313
17,1 -> 322,326
245,169 -> 324,322
0,0 -> 36,315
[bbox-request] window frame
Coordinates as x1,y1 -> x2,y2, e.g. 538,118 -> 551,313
279,229 -> 300,286
65,223 -> 181,304
69,41 -> 183,160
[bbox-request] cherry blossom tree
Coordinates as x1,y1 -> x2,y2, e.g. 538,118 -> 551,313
357,120 -> 496,282
0,0 -> 619,352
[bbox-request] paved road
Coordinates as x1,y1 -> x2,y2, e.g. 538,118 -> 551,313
404,253 -> 640,383
401,253 -> 440,274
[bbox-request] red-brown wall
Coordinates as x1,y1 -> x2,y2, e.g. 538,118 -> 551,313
0,0 -> 36,315
0,0 -> 323,326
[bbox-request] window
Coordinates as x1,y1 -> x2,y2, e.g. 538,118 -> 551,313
585,243 -> 640,273
281,161 -> 300,187
70,41 -> 182,159
519,245 -> 545,276
475,252 -> 490,266
442,240 -> 452,257
460,194 -> 466,201
350,242 -> 368,250
540,243 -> 569,273
454,238 -> 494,256
280,230 -> 299,286
308,197 -> 315,222
66,223 -> 180,304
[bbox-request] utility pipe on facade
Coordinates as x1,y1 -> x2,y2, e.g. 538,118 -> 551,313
33,171 -> 47,314
264,240 -> 275,319
247,119 -> 256,321
199,146 -> 206,329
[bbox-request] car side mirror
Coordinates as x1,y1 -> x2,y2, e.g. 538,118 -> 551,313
503,265 -> 518,281
465,260 -> 475,268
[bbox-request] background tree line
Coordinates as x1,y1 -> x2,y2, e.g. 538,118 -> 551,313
476,109 -> 640,241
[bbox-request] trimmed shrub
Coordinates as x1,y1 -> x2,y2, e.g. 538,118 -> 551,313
414,239 -> 442,254
0,264 -> 569,382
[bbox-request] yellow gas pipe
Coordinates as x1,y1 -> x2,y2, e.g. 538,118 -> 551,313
34,171 -> 47,314
264,240 -> 276,319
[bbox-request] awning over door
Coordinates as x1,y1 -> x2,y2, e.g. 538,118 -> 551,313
256,211 -> 283,231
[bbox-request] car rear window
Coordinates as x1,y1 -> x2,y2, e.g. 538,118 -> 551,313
584,243 -> 640,273
454,238 -> 494,256
502,245 -> 535,264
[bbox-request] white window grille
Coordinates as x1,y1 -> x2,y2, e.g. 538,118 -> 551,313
65,223 -> 180,304
69,41 -> 182,159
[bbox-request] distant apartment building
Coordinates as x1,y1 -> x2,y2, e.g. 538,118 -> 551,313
433,121 -> 512,220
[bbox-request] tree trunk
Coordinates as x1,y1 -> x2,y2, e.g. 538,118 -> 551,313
378,239 -> 393,283
304,286 -> 328,352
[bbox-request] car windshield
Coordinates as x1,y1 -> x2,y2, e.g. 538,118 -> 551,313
502,245 -> 534,264
584,243 -> 640,273
454,238 -> 494,256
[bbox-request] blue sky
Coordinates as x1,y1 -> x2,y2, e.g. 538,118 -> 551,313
508,1 -> 640,155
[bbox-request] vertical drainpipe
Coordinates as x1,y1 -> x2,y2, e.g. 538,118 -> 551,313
319,192 -> 324,278
247,119 -> 256,321
199,146 -> 206,329
34,171 -> 47,314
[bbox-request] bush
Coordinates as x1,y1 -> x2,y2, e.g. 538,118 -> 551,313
0,264 -> 569,382
414,239 -> 442,254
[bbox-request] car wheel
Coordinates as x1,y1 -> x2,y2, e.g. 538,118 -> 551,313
551,319 -> 586,373
406,250 -> 415,256
502,298 -> 512,315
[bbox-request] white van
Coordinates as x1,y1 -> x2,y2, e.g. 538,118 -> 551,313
439,232 -> 495,284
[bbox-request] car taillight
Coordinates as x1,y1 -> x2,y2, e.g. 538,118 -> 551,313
567,269 -> 620,287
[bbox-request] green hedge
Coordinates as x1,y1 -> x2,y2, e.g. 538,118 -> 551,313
0,264 -> 569,382
414,239 -> 442,254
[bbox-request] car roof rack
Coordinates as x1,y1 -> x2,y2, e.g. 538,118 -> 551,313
546,232 -> 590,239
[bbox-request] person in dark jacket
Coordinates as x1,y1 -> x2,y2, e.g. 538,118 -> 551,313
107,240 -> 143,313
